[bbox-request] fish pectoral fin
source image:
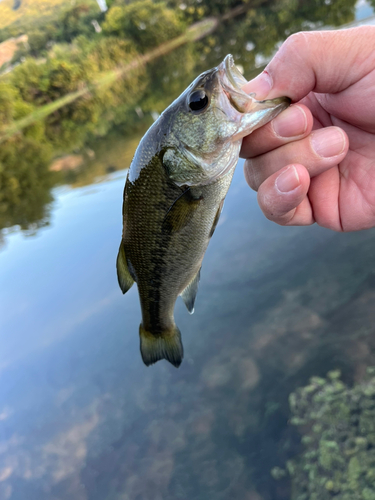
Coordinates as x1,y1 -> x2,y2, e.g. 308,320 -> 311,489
163,187 -> 202,233
116,240 -> 134,294
209,198 -> 225,238
139,324 -> 183,368
180,267 -> 201,314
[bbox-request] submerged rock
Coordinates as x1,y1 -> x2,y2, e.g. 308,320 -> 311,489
274,368 -> 375,500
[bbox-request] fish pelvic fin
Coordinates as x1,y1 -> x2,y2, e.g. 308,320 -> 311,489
116,240 -> 134,294
139,324 -> 184,368
181,267 -> 201,314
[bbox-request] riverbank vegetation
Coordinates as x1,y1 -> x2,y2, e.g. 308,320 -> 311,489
273,369 -> 375,500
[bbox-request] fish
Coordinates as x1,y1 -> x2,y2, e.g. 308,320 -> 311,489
117,54 -> 290,368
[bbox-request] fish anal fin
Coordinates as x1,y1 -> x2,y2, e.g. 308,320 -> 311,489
181,267 -> 201,314
163,188 -> 202,233
116,240 -> 134,294
139,324 -> 183,368
209,198 -> 225,238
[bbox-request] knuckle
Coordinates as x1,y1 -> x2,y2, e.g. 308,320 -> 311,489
284,31 -> 309,51
277,31 -> 310,61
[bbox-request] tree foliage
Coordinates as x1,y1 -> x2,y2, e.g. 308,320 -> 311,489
103,0 -> 186,52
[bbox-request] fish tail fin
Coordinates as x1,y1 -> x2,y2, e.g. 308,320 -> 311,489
139,324 -> 183,368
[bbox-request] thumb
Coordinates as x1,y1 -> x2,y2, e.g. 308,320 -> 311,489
243,26 -> 375,102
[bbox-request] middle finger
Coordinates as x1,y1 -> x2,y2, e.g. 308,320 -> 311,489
244,126 -> 348,191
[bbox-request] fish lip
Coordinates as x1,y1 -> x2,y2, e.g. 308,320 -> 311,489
221,54 -> 248,91
218,54 -> 254,113
218,54 -> 290,115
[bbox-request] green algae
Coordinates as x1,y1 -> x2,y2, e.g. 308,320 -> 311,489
274,368 -> 375,500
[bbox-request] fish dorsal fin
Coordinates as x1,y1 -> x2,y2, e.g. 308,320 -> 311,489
116,240 -> 134,294
163,187 -> 202,233
181,267 -> 201,314
209,198 -> 225,238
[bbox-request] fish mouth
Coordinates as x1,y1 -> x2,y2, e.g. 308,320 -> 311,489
218,54 -> 254,113
222,54 -> 248,91
218,54 -> 290,114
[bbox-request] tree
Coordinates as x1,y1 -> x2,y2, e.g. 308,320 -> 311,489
103,0 -> 186,52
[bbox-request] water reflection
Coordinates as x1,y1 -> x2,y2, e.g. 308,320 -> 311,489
1,163 -> 375,499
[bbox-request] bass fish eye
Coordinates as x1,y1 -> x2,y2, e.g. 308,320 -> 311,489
188,90 -> 209,112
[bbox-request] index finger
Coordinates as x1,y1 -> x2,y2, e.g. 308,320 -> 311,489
240,103 -> 313,159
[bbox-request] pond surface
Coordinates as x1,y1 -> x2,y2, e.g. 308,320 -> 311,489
1,2 -> 375,500
2,159 -> 375,499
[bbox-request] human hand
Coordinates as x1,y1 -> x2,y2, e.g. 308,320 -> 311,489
241,27 -> 375,231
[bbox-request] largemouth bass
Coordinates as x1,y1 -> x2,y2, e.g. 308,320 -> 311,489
117,55 -> 290,368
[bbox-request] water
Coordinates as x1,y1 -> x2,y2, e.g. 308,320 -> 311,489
356,0 -> 374,20
2,158 -> 375,499
2,1 -> 375,499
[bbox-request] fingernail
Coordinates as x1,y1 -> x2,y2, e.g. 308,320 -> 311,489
276,166 -> 300,193
242,71 -> 272,99
311,127 -> 345,158
272,105 -> 307,138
